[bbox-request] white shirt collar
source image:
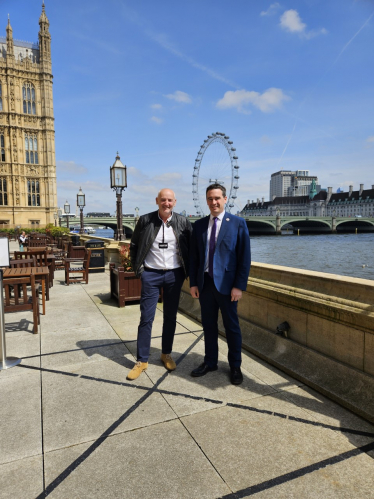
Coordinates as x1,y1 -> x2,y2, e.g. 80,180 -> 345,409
158,212 -> 173,223
210,211 -> 225,222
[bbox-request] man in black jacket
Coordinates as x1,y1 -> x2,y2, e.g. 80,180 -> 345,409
128,188 -> 192,380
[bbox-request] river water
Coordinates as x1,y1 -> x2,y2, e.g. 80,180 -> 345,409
93,228 -> 374,280
251,232 -> 374,280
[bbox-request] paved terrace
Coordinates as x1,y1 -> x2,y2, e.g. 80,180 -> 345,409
1,248 -> 374,498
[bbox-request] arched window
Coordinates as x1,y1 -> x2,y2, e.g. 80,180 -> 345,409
0,83 -> 2,111
27,179 -> 40,206
0,178 -> 7,206
25,134 -> 38,164
22,83 -> 36,115
0,134 -> 4,162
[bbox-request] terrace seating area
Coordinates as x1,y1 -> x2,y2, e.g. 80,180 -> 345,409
1,240 -> 374,498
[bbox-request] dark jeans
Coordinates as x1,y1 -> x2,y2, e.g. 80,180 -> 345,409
199,273 -> 242,368
137,267 -> 185,362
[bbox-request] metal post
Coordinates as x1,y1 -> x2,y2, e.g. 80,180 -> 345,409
66,215 -> 70,230
0,270 -> 21,370
79,207 -> 84,234
115,189 -> 124,241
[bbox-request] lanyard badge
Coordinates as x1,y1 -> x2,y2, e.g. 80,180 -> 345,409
158,222 -> 169,249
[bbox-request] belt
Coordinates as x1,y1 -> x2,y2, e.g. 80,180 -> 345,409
144,266 -> 180,272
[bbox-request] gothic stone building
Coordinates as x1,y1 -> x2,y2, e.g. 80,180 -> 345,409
0,5 -> 57,227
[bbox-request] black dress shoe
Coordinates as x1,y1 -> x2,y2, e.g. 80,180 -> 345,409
191,362 -> 218,377
230,367 -> 243,385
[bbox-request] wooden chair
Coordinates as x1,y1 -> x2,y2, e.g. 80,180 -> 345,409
67,243 -> 85,260
3,275 -> 40,334
10,257 -> 36,268
65,249 -> 91,285
14,251 -> 37,260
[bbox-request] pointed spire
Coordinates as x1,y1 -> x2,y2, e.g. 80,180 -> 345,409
39,1 -> 49,26
39,2 -> 51,63
6,15 -> 14,57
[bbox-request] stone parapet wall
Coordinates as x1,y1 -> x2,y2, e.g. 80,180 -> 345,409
178,263 -> 374,423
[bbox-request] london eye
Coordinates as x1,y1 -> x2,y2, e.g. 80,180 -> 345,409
192,132 -> 240,217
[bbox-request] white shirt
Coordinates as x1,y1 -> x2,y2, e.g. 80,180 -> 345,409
204,211 -> 225,272
144,213 -> 181,270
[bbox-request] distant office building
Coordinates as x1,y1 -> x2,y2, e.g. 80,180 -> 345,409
0,6 -> 57,227
242,183 -> 374,218
269,170 -> 320,200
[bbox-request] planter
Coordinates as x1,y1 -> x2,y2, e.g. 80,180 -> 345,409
109,264 -> 141,308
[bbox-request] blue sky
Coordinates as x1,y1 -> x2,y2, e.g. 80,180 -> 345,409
4,0 -> 374,215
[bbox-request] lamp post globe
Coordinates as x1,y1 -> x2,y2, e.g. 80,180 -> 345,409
64,200 -> 70,229
77,187 -> 86,235
110,152 -> 127,241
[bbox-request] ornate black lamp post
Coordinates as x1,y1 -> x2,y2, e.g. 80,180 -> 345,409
110,153 -> 127,241
64,200 -> 70,229
77,187 -> 86,235
54,212 -> 57,227
57,208 -> 62,227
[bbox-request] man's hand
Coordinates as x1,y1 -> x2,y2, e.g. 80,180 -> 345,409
190,286 -> 199,299
231,287 -> 242,302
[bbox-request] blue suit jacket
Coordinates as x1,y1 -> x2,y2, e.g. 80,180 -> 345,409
190,213 -> 251,295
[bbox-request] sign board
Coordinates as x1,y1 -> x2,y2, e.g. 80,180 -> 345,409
0,238 -> 10,267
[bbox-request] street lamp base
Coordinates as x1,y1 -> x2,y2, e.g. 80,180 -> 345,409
0,357 -> 22,370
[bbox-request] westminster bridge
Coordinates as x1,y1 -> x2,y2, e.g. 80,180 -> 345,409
66,215 -> 374,236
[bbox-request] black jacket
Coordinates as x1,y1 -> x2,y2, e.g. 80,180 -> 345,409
130,211 -> 192,277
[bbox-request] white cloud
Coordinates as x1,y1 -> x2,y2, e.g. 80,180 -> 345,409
280,9 -> 306,33
366,136 -> 374,143
151,103 -> 162,110
56,160 -> 88,175
165,90 -> 192,104
279,9 -> 327,39
151,116 -> 163,124
260,3 -> 281,17
216,88 -> 290,114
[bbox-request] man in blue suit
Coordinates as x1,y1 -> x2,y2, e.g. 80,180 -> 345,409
189,183 -> 251,385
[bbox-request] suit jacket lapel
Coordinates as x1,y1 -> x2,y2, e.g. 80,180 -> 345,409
216,214 -> 229,249
201,216 -> 209,250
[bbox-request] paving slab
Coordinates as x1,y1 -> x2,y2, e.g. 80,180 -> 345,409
44,419 -> 230,499
40,331 -> 129,369
0,455 -> 44,499
42,358 -> 177,452
40,306 -> 111,333
181,403 -> 374,497
0,371 -> 42,465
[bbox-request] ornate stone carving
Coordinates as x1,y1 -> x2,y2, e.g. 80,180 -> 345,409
14,177 -> 20,205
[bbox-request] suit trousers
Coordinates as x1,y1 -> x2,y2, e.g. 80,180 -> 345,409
199,273 -> 242,368
137,267 -> 185,362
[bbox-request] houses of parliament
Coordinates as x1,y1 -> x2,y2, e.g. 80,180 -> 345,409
0,4 -> 57,227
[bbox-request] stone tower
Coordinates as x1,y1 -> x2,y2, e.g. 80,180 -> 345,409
0,4 -> 57,227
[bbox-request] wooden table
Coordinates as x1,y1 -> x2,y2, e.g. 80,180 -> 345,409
3,266 -> 50,315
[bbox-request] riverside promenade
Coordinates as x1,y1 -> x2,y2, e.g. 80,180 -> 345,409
1,247 -> 374,497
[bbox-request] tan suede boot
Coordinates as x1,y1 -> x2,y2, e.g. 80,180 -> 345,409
160,353 -> 176,371
127,362 -> 148,380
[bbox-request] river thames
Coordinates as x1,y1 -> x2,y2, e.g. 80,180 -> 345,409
95,228 -> 374,281
251,232 -> 374,280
